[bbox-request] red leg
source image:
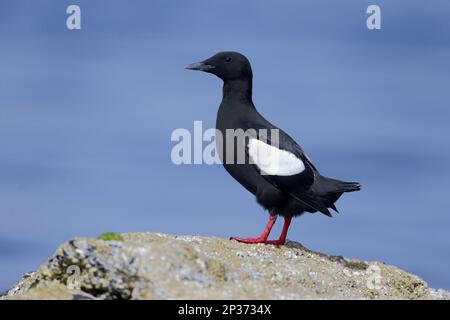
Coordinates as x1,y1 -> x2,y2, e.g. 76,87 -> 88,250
264,216 -> 292,245
231,214 -> 277,243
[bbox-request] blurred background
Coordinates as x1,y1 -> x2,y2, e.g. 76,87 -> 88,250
0,0 -> 449,292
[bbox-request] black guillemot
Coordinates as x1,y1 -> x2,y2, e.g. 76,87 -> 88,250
186,51 -> 361,245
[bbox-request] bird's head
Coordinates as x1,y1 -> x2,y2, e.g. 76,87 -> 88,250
186,51 -> 252,81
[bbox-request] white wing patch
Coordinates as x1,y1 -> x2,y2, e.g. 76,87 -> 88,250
248,138 -> 305,176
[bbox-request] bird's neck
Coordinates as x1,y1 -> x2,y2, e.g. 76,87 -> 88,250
222,78 -> 253,103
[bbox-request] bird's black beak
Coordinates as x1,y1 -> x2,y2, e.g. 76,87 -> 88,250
185,61 -> 215,72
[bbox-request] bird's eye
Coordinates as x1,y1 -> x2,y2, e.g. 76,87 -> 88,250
225,57 -> 232,63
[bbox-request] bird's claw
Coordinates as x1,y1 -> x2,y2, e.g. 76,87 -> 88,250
230,237 -> 285,245
230,236 -> 266,244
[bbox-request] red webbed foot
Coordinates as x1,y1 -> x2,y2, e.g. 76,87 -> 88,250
231,215 -> 292,246
230,237 -> 269,244
230,237 -> 286,245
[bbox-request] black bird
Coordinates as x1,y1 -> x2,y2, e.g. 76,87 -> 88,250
186,52 -> 361,245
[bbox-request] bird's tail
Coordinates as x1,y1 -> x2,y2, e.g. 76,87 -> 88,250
331,181 -> 361,193
312,176 -> 361,214
316,175 -> 361,194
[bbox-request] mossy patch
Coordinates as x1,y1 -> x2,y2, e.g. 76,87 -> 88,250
97,232 -> 124,242
344,259 -> 369,270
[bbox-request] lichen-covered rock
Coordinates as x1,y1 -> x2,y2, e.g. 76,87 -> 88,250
3,233 -> 449,300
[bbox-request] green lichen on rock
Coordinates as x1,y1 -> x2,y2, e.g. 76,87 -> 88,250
97,232 -> 124,242
2,232 -> 449,300
343,259 -> 370,270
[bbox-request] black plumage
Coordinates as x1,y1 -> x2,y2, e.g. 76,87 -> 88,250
186,51 -> 360,245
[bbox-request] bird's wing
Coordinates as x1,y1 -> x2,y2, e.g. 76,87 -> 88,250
244,122 -> 331,216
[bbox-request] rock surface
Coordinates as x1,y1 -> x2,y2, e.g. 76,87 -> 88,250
2,233 -> 449,300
